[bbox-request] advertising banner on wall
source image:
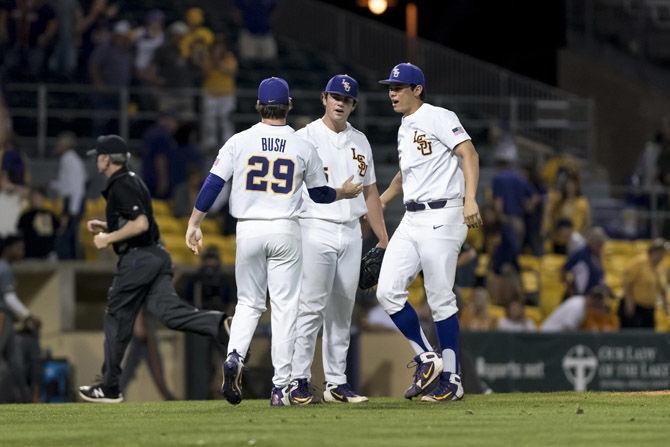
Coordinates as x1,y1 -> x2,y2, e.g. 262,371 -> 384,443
461,332 -> 670,392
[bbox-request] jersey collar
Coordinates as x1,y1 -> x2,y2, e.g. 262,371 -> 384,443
102,166 -> 130,198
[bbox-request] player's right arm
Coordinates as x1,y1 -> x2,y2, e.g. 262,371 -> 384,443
379,170 -> 402,208
186,139 -> 235,254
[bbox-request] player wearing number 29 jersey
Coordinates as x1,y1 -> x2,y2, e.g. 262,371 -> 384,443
185,77 -> 362,407
210,122 -> 327,219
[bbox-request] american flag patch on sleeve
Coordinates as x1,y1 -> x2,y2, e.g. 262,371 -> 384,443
452,127 -> 464,136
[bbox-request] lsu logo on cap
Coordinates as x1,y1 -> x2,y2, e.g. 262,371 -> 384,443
392,67 -> 400,78
342,78 -> 351,92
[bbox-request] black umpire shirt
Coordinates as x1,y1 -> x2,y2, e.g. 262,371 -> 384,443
102,167 -> 160,255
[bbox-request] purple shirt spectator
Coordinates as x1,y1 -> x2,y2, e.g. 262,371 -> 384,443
235,0 -> 277,35
562,245 -> 604,296
492,169 -> 533,217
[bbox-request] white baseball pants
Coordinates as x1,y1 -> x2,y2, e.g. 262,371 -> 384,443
226,219 -> 302,387
377,206 -> 468,321
291,218 -> 362,385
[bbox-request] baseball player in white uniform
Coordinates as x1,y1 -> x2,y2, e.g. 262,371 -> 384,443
288,75 -> 388,405
376,63 -> 483,402
185,77 -> 362,406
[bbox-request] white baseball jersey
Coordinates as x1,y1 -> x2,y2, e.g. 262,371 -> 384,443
296,119 -> 376,222
210,123 -> 327,220
397,103 -> 470,203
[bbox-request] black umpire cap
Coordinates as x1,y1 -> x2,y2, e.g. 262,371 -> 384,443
86,135 -> 129,157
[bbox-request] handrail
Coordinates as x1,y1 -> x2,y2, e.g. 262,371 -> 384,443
5,83 -> 593,161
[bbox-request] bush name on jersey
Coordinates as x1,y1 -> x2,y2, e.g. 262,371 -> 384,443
262,137 -> 286,153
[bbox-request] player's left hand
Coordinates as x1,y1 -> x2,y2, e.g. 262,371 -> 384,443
463,198 -> 483,228
93,232 -> 111,249
185,225 -> 203,255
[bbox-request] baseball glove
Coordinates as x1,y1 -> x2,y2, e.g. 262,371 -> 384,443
359,247 -> 386,290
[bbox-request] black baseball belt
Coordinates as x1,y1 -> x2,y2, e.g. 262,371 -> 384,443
405,198 -> 464,212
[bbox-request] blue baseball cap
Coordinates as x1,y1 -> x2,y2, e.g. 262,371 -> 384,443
258,77 -> 290,105
378,63 -> 425,87
324,74 -> 359,100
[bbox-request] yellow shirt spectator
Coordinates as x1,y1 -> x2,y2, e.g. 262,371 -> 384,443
624,253 -> 667,308
203,49 -> 238,97
180,27 -> 215,58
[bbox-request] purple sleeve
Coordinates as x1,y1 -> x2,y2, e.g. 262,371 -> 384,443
308,186 -> 337,204
195,173 -> 225,212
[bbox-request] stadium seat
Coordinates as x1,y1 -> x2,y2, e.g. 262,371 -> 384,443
155,215 -> 184,235
152,200 -> 171,216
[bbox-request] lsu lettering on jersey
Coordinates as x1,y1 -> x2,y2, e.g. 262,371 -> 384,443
297,119 -> 376,222
210,123 -> 327,219
397,103 -> 470,203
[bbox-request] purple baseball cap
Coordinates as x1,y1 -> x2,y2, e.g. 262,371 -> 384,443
258,77 -> 290,105
378,63 -> 425,87
324,74 -> 359,100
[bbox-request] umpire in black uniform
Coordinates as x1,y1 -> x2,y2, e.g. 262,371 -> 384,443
79,135 -> 229,403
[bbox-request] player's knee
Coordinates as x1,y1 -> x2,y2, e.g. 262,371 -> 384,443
376,284 -> 403,314
431,302 -> 459,321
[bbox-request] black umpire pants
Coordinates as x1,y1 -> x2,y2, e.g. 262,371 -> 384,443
102,245 -> 224,389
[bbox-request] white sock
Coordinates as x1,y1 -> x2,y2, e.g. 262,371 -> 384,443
442,349 -> 456,373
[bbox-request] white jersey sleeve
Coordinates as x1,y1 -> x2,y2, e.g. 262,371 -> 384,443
434,108 -> 471,150
300,137 -> 327,189
210,135 -> 236,181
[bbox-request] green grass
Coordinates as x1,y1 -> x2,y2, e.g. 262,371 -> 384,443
2,393 -> 670,446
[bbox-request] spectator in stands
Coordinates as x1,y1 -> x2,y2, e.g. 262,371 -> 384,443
632,131 -> 663,192
89,19 -> 133,134
50,132 -> 87,259
172,122 -> 204,193
0,234 -> 42,402
541,285 -> 618,332
180,7 -> 214,60
497,299 -> 536,332
17,188 -> 59,259
172,167 -> 203,218
561,226 -> 607,298
132,9 -> 165,85
481,205 -> 521,306
0,93 -> 11,145
541,152 -> 580,190
0,0 -> 57,81
619,238 -> 669,329
141,112 -> 179,199
460,287 -> 498,331
150,21 -> 199,113
234,0 -> 278,62
491,141 -> 534,252
0,132 -> 27,186
0,170 -> 26,238
522,163 -> 546,256
49,0 -> 83,79
548,218 -> 585,255
77,0 -> 116,79
544,172 -> 591,237
197,37 -> 238,152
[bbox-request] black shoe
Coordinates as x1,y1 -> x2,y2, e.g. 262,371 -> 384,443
78,383 -> 124,403
221,350 -> 244,405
